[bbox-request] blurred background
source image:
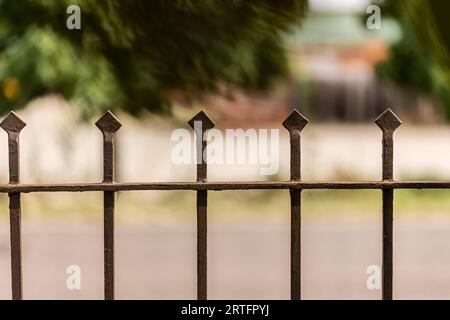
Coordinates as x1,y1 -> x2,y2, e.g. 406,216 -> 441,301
0,0 -> 450,299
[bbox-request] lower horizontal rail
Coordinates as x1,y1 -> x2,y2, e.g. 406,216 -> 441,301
0,181 -> 449,192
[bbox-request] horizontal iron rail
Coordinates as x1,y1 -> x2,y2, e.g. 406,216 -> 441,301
0,181 -> 449,192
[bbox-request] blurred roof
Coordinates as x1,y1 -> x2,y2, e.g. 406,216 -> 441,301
309,0 -> 371,13
286,12 -> 401,47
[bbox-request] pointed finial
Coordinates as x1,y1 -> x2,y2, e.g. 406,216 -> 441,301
0,111 -> 26,134
95,110 -> 121,133
375,109 -> 401,132
188,110 -> 215,131
283,109 -> 309,131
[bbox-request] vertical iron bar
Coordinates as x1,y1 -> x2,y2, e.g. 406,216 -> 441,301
189,111 -> 214,300
197,188 -> 207,300
103,189 -> 115,300
96,111 -> 121,300
290,188 -> 301,300
375,109 -> 401,301
0,112 -> 26,300
283,110 -> 308,300
196,134 -> 207,301
382,187 -> 393,300
9,192 -> 21,300
382,130 -> 394,300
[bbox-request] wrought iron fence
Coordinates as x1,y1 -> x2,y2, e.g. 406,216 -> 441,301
0,108 -> 445,300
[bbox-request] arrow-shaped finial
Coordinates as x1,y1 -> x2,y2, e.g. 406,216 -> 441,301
283,109 -> 309,131
0,111 -> 26,134
375,109 -> 401,132
188,110 -> 215,131
95,110 -> 121,134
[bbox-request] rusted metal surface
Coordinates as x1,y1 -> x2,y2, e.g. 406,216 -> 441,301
0,112 -> 26,300
0,181 -> 450,192
189,111 -> 215,300
375,109 -> 401,301
0,108 -> 441,301
283,110 -> 308,300
96,111 -> 121,300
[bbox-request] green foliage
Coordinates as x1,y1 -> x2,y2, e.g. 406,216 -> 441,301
376,23 -> 440,93
0,0 -> 306,117
373,0 -> 450,119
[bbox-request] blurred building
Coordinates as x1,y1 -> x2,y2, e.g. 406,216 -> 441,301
206,1 -> 444,125
286,11 -> 395,122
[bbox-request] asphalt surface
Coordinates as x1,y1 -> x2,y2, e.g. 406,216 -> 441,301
1,217 -> 450,300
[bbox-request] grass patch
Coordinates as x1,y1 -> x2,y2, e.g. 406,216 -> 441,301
0,188 -> 448,224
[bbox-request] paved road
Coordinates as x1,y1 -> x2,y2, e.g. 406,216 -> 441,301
1,218 -> 450,300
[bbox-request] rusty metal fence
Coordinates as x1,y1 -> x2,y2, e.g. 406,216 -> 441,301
0,108 -> 446,300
